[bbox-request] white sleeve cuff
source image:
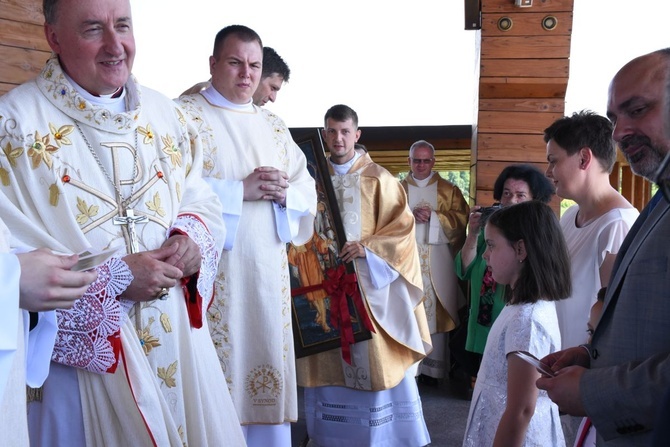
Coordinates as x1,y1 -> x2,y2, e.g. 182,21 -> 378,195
274,187 -> 313,243
365,247 -> 399,289
25,310 -> 58,387
205,177 -> 243,250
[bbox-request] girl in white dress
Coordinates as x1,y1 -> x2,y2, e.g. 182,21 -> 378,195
463,201 -> 571,447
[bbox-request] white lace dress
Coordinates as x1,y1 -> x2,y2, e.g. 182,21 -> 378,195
463,300 -> 565,447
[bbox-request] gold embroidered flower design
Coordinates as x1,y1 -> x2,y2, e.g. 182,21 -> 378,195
160,313 -> 172,333
138,124 -> 155,145
2,141 -> 24,167
49,123 -> 74,148
176,108 -> 186,126
157,360 -> 178,388
137,318 -> 162,355
75,197 -> 99,224
161,135 -> 182,167
49,183 -> 61,206
0,168 -> 9,187
146,191 -> 166,217
28,131 -> 59,169
207,310 -> 222,325
203,159 -> 214,173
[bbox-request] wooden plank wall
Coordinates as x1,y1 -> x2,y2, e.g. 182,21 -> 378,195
472,0 -> 574,209
612,152 -> 652,211
0,0 -> 49,95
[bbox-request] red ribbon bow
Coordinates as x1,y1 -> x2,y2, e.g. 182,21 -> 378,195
323,265 -> 375,364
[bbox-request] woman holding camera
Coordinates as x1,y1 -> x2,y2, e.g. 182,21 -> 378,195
454,164 -> 555,385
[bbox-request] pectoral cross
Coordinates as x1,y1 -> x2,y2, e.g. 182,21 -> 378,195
113,209 -> 148,253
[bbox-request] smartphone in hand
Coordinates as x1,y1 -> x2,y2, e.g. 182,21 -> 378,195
72,247 -> 119,271
510,350 -> 555,377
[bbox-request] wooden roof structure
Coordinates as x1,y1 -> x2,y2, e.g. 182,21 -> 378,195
291,125 -> 472,176
0,0 -> 652,211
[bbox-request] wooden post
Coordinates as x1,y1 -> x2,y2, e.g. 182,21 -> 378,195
472,0 -> 574,213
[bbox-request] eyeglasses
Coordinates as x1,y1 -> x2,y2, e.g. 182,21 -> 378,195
411,158 -> 434,164
654,150 -> 670,203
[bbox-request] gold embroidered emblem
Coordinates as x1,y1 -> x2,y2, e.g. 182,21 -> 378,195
75,197 -> 99,224
245,364 -> 282,406
157,360 -> 178,388
138,124 -> 155,145
146,191 -> 166,217
160,312 -> 172,333
137,316 -> 162,354
2,141 -> 23,167
175,108 -> 186,126
161,134 -> 182,167
28,131 -> 59,169
48,123 -> 74,147
49,183 -> 61,206
0,167 -> 8,186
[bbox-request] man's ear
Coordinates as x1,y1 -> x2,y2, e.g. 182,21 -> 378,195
209,56 -> 217,76
355,129 -> 361,142
44,23 -> 61,54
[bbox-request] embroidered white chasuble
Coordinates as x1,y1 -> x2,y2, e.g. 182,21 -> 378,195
297,152 -> 431,391
401,173 -> 469,334
177,91 -> 316,425
0,56 -> 244,446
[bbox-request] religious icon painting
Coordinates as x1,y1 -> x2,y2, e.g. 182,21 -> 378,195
288,129 -> 372,359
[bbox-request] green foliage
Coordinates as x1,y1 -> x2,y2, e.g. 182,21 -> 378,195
560,198 -> 576,217
443,171 -> 471,201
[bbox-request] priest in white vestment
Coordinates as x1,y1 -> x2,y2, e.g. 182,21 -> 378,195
0,0 -> 245,445
0,218 -> 96,447
177,25 -> 316,447
401,140 -> 469,382
297,105 -> 432,447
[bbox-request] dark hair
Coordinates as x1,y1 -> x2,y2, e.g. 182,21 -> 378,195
43,0 -> 59,24
324,104 -> 358,128
487,201 -> 571,305
213,25 -> 262,59
543,110 -> 616,173
262,47 -> 290,81
493,164 -> 555,203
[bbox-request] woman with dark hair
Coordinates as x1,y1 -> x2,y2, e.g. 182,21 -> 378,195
454,164 -> 555,382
